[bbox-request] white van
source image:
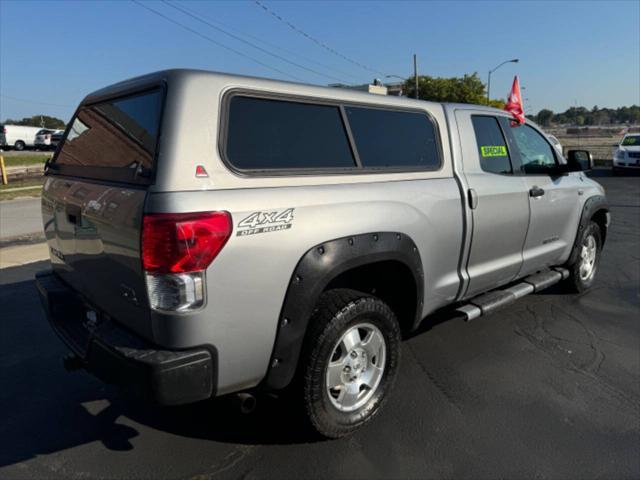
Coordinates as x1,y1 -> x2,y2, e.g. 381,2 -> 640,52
1,125 -> 42,150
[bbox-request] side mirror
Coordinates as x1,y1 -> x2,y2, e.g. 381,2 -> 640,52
566,149 -> 593,172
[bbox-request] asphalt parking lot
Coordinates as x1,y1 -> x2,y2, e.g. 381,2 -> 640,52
0,171 -> 638,480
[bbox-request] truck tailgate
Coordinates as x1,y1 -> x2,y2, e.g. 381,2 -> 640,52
41,87 -> 165,341
42,178 -> 151,339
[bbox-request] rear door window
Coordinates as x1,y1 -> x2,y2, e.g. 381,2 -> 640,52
53,88 -> 164,184
471,115 -> 513,174
225,96 -> 356,170
345,106 -> 440,169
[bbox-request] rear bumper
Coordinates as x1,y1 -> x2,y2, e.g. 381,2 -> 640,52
35,270 -> 216,405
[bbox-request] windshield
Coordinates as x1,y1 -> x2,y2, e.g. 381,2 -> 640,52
621,135 -> 640,146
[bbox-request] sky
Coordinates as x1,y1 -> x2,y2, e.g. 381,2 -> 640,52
1,0 -> 639,122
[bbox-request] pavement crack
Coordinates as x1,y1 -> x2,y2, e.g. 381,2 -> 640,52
514,302 -> 639,413
189,446 -> 255,480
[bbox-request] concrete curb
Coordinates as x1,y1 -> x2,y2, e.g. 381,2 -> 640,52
0,232 -> 47,248
0,242 -> 49,269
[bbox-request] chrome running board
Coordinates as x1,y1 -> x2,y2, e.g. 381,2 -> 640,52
456,268 -> 570,321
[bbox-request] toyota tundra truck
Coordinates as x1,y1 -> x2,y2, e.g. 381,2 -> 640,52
36,69 -> 609,438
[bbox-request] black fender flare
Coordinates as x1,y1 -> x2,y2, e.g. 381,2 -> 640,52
567,194 -> 609,266
262,232 -> 423,390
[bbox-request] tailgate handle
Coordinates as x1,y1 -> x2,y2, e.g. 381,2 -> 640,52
66,205 -> 81,225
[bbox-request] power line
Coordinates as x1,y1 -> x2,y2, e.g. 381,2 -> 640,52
163,0 -> 352,84
254,0 -> 386,77
173,5 -> 362,82
169,1 -> 361,82
0,95 -> 73,108
131,0 -> 304,82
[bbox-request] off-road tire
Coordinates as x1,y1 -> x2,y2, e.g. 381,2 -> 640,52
300,288 -> 401,438
564,221 -> 602,293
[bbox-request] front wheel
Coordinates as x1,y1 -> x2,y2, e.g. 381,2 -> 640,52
300,289 -> 401,438
564,221 -> 602,292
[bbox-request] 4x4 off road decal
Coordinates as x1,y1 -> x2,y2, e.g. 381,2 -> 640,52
237,208 -> 294,236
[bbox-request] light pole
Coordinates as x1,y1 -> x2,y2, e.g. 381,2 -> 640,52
487,58 -> 519,102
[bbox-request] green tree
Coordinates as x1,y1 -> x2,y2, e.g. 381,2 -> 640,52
536,109 -> 554,126
2,115 -> 66,129
403,72 -> 504,107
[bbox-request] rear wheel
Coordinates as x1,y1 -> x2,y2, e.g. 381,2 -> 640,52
300,288 -> 401,438
14,140 -> 25,151
564,221 -> 602,292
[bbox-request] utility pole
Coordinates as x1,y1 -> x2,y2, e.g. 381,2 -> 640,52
413,54 -> 419,99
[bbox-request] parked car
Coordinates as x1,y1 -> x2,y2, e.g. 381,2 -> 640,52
49,130 -> 64,150
1,124 -> 41,151
612,134 -> 640,174
0,125 -> 6,148
36,69 -> 609,438
35,129 -> 65,150
34,129 -> 55,150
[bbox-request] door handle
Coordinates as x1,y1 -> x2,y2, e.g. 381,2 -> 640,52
467,188 -> 478,210
529,186 -> 545,198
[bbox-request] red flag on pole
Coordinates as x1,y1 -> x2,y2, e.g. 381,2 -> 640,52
504,75 -> 525,125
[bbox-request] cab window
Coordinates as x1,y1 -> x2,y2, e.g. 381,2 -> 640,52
226,96 -> 356,170
510,124 -> 557,174
471,115 -> 512,174
345,106 -> 440,169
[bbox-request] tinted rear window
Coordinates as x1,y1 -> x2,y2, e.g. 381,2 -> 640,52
345,106 -> 440,169
53,88 -> 163,184
225,96 -> 356,170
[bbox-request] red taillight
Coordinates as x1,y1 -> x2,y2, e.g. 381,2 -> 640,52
142,211 -> 232,274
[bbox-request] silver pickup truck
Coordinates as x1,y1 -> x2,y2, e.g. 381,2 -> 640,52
36,69 -> 609,438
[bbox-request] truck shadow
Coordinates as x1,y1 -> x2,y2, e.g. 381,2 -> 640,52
118,393 -> 318,445
0,271 -> 322,470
